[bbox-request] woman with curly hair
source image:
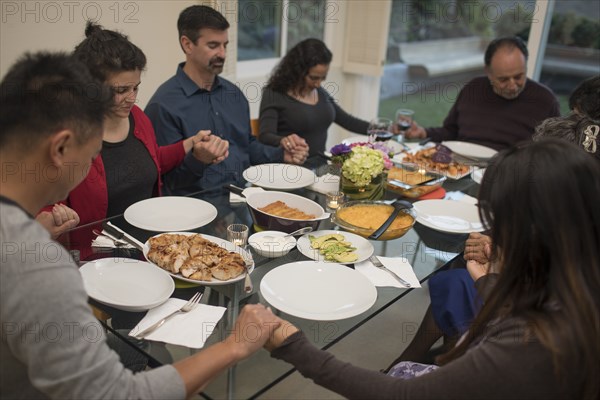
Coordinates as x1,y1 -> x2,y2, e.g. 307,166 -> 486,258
259,38 -> 369,158
37,21 -> 229,236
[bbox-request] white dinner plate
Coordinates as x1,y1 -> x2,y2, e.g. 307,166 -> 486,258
413,199 -> 484,234
124,197 -> 217,232
342,136 -> 405,154
143,232 -> 254,286
260,261 -> 377,320
243,163 -> 316,190
80,258 -> 174,312
442,141 -> 497,160
296,230 -> 374,264
472,168 -> 486,185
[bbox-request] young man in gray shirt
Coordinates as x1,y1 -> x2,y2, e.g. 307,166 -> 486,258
0,52 -> 280,399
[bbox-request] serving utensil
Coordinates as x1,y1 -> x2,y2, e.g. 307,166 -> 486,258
367,200 -> 413,240
240,253 -> 254,293
451,153 -> 488,168
369,256 -> 412,288
283,226 -> 313,238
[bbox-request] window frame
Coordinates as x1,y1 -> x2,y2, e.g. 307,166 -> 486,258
236,0 -> 327,78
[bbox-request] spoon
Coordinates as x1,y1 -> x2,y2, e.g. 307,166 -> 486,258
368,200 -> 413,240
283,226 -> 314,238
260,226 -> 314,242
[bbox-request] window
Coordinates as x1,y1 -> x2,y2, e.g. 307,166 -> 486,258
539,0 -> 600,112
237,0 -> 326,62
380,0 -> 536,127
286,0 -> 326,50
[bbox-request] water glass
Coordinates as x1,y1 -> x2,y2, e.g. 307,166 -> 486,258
227,224 -> 249,247
395,109 -> 415,141
368,117 -> 393,143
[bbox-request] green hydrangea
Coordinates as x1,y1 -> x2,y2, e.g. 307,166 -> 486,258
341,147 -> 384,187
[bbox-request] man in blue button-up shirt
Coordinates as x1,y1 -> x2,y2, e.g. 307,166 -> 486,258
146,5 -> 308,195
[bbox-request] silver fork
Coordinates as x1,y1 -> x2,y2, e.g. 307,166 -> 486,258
370,256 -> 412,288
134,292 -> 203,338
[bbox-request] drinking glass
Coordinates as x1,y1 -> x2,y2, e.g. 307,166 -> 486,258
227,224 -> 249,247
368,117 -> 393,143
395,109 -> 415,142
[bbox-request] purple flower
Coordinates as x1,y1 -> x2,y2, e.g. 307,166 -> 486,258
330,143 -> 352,156
371,142 -> 394,155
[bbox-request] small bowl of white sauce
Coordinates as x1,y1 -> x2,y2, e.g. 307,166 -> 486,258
248,231 -> 297,258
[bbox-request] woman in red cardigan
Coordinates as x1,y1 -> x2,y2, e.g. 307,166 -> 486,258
38,22 -> 229,237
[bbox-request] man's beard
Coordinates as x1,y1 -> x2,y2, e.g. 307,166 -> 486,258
209,57 -> 225,73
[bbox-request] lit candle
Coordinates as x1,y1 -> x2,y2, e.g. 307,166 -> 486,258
326,191 -> 344,211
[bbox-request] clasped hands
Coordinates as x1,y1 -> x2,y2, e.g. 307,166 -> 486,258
226,304 -> 299,358
464,232 -> 500,281
189,130 -> 229,165
281,134 -> 309,165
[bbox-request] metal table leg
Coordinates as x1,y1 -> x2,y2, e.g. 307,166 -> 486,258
226,281 -> 241,400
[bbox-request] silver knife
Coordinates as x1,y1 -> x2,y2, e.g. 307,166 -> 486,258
102,223 -> 144,252
370,256 -> 412,288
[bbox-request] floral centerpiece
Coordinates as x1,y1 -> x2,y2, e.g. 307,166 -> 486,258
330,142 -> 394,200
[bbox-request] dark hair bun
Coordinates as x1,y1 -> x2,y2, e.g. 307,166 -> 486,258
84,21 -> 104,38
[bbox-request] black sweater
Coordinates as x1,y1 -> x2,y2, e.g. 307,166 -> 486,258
259,87 -> 369,156
426,77 -> 560,150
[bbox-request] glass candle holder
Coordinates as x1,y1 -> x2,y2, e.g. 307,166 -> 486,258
227,224 -> 249,247
326,191 -> 346,211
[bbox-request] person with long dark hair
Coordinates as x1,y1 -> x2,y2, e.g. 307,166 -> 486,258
37,22 -> 229,233
259,38 -> 369,157
265,139 -> 600,399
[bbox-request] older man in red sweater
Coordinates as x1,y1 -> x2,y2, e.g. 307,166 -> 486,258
406,36 -> 560,150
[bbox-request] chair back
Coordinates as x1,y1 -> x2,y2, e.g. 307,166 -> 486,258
251,119 -> 260,137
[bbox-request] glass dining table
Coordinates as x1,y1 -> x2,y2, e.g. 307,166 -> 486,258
63,158 -> 480,400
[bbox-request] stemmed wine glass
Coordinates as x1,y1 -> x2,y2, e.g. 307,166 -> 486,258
368,117 -> 393,143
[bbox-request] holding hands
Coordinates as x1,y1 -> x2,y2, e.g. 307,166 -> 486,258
36,204 -> 80,239
464,233 -> 496,281
190,130 -> 229,165
264,317 -> 300,352
281,134 -> 309,165
225,304 -> 282,358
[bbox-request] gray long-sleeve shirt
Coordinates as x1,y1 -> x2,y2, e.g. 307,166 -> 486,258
0,197 -> 185,399
271,275 -> 577,399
